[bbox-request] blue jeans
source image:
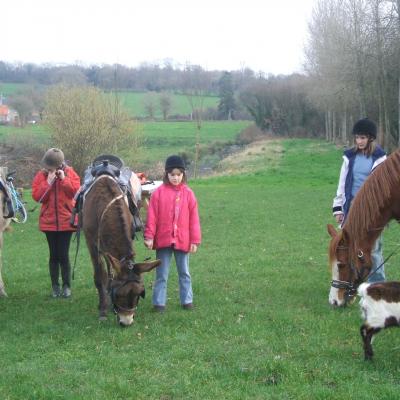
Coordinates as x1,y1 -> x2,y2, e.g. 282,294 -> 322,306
152,247 -> 193,306
368,235 -> 385,283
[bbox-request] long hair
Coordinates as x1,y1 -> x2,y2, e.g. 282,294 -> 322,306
351,137 -> 376,157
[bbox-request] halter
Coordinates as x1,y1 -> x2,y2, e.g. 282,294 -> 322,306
330,246 -> 370,304
108,258 -> 144,315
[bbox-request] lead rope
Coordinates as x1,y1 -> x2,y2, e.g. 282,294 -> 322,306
363,244 -> 400,282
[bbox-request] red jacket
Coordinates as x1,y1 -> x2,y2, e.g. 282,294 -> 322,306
32,166 -> 81,232
144,183 -> 201,252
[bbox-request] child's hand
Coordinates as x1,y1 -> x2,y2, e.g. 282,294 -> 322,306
335,213 -> 344,224
144,239 -> 153,249
189,244 -> 198,253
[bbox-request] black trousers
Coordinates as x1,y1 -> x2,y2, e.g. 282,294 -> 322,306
44,231 -> 73,288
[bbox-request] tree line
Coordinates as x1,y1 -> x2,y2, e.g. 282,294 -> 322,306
305,0 -> 400,148
0,61 -> 326,136
5,0 -> 400,147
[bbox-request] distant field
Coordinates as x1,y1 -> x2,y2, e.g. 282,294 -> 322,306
0,82 -> 37,96
0,120 -> 252,172
0,82 -> 219,118
111,91 -> 219,118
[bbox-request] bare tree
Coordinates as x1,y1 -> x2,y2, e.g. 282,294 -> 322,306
182,64 -> 211,178
44,85 -> 140,176
159,92 -> 172,121
143,92 -> 157,120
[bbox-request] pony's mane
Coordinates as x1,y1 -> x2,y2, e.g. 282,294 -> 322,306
95,176 -> 133,255
344,149 -> 400,255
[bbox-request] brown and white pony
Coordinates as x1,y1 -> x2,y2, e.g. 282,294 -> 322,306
327,148 -> 400,307
82,174 -> 160,326
0,185 -> 11,297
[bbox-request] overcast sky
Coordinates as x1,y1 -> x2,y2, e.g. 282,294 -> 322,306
3,0 -> 316,75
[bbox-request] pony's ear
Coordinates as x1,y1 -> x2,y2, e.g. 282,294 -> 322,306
133,259 -> 161,274
327,224 -> 338,238
106,253 -> 122,273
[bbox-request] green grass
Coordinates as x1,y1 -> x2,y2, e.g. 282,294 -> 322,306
0,82 -> 37,96
2,139 -> 400,399
0,120 -> 251,173
134,121 -> 252,169
0,82 -> 218,118
116,91 -> 219,118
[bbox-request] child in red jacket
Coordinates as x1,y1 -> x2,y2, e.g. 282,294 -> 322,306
32,148 -> 81,298
144,155 -> 201,312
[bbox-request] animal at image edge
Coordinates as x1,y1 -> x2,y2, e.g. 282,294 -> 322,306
0,184 -> 11,297
327,148 -> 400,358
82,172 -> 160,326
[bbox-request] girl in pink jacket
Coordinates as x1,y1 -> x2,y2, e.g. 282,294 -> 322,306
144,155 -> 201,312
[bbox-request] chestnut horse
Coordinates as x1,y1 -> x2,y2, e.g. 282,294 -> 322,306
82,174 -> 160,326
327,148 -> 400,306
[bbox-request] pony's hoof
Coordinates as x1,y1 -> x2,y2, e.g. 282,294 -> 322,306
0,288 -> 8,298
99,315 -> 107,322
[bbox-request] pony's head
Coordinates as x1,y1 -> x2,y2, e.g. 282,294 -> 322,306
107,255 -> 161,326
327,224 -> 372,307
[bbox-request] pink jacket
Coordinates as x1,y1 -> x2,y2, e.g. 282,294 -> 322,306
144,183 -> 201,252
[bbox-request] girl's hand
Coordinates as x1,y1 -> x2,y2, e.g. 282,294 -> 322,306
144,239 -> 153,249
335,214 -> 344,224
189,244 -> 198,253
56,169 -> 65,180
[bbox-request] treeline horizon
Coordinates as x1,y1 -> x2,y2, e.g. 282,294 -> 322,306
0,60 -> 273,93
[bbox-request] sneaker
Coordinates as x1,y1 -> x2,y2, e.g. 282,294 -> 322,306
153,305 -> 165,313
182,303 -> 194,310
51,285 -> 60,298
62,285 -> 71,298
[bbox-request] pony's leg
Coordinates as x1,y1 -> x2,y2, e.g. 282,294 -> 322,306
0,234 -> 6,297
360,324 -> 381,360
0,250 -> 6,297
88,246 -> 109,320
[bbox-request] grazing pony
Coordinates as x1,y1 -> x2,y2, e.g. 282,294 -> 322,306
327,148 -> 400,307
83,174 -> 160,326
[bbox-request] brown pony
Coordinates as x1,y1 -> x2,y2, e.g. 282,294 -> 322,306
82,174 -> 160,326
0,185 -> 11,297
327,148 -> 400,306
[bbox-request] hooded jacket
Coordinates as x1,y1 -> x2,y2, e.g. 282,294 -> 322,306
32,166 -> 81,231
332,146 -> 386,217
144,183 -> 201,252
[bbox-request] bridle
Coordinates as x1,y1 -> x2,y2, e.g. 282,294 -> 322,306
330,246 -> 371,304
108,258 -> 144,315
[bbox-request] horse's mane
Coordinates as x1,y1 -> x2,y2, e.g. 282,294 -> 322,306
344,149 -> 400,256
94,176 -> 133,255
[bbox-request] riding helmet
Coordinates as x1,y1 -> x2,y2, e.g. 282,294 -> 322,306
41,148 -> 65,169
165,155 -> 185,171
352,118 -> 377,139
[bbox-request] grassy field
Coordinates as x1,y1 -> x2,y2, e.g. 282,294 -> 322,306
0,120 -> 252,174
0,82 -> 219,119
0,82 -> 35,96
116,91 -> 219,119
2,139 -> 400,399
